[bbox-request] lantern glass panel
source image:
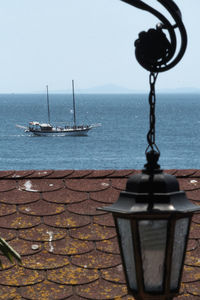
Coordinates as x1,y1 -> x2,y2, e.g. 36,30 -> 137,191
170,217 -> 190,290
139,220 -> 168,292
117,218 -> 137,290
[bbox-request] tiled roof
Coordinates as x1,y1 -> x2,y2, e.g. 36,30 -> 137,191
0,169 -> 199,300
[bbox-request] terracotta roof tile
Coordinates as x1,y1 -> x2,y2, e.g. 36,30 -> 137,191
0,228 -> 17,241
0,285 -> 18,299
101,264 -> 126,284
22,250 -> 70,270
19,224 -> 66,241
65,178 -> 110,192
0,265 -> 44,286
67,170 -> 93,178
111,178 -> 128,190
47,265 -> 99,285
0,203 -> 16,216
94,213 -> 115,227
0,169 -> 198,299
174,170 -> 197,177
0,212 -> 41,229
0,180 -> 16,192
46,170 -> 74,178
0,189 -> 40,204
90,187 -> 120,204
19,199 -> 65,216
75,278 -> 127,299
26,170 -> 54,178
69,223 -> 116,241
43,188 -> 88,203
20,280 -> 73,300
44,236 -> 94,255
44,210 -> 91,229
71,249 -> 121,269
18,179 -> 64,192
185,282 -> 200,297
9,238 -> 43,256
0,170 -> 15,178
96,237 -> 120,254
67,199 -> 107,216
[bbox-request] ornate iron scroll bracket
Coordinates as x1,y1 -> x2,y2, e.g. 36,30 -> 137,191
120,0 -> 187,169
121,0 -> 187,73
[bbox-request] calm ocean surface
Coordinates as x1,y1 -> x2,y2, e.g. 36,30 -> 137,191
0,93 -> 200,170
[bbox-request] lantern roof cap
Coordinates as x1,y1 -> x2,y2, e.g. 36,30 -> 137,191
99,166 -> 200,215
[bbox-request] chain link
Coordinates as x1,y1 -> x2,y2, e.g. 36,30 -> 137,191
146,72 -> 160,154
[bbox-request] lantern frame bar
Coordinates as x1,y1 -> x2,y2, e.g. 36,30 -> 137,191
112,211 -> 193,300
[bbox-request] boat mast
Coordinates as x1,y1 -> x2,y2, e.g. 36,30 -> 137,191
72,80 -> 76,128
46,85 -> 51,124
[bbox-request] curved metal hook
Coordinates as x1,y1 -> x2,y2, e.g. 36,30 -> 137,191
121,0 -> 187,72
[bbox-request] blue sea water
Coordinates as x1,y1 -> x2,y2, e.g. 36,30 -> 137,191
0,93 -> 199,170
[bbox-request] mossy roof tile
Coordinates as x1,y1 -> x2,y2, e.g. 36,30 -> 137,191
19,199 -> 65,216
96,237 -> 120,254
94,213 -> 115,227
0,203 -> 16,216
71,249 -> 121,269
0,212 -> 41,229
0,169 -> 198,299
9,238 -> 43,256
44,236 -> 94,255
101,264 -> 126,284
22,250 -> 69,270
47,265 -> 99,285
20,280 -> 73,300
67,199 -> 107,216
0,227 -> 17,241
0,265 -> 44,286
44,210 -> 91,229
0,285 -> 18,299
75,278 -> 127,299
19,224 -> 66,241
70,223 -> 116,241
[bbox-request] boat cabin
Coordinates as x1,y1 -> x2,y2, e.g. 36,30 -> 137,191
29,122 -> 52,132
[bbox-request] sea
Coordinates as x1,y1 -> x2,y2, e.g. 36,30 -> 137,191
0,93 -> 200,171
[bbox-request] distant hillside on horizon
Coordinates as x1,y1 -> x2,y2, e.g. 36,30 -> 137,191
5,84 -> 200,94
49,84 -> 200,94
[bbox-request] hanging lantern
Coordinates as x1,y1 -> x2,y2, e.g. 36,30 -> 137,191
99,151 -> 200,299
98,1 -> 200,298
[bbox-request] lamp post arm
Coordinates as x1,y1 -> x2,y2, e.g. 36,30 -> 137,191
120,0 -> 187,72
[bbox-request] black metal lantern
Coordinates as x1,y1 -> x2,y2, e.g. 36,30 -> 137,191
98,1 -> 200,299
99,151 -> 200,300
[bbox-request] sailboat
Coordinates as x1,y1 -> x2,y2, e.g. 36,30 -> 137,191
17,80 -> 100,136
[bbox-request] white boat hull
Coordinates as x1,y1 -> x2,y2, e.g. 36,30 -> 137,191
28,128 -> 91,136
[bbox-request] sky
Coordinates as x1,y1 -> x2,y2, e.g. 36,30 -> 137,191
0,0 -> 199,93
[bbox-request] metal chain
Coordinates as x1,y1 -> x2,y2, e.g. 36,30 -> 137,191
146,72 -> 160,154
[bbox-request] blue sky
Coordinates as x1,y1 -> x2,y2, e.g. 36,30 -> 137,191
0,0 -> 199,93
